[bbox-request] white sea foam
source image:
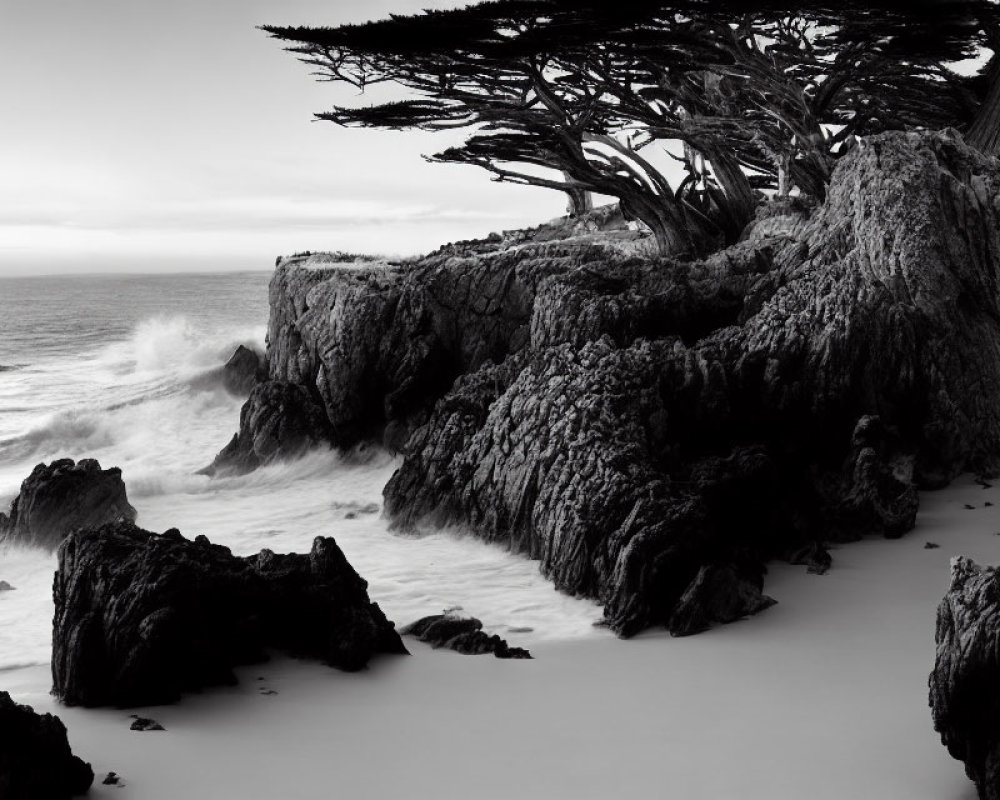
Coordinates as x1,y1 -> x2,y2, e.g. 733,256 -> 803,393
0,314 -> 265,479
0,302 -> 605,671
0,543 -> 57,669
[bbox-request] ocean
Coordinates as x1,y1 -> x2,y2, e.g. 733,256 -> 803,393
0,271 -> 603,671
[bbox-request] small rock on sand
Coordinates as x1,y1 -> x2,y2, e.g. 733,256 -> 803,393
129,716 -> 165,732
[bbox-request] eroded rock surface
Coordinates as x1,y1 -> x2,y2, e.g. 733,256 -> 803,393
930,557 -> 1000,800
206,381 -> 330,475
385,130 -> 1000,635
52,522 -> 407,707
0,459 -> 136,550
213,130 -> 1000,637
0,691 -> 93,800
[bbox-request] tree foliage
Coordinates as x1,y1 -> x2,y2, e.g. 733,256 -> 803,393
263,0 -> 1000,257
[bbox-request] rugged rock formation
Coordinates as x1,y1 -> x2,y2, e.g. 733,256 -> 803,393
214,129 -> 1000,636
786,542 -> 832,575
0,459 -> 136,550
382,130 -> 995,635
212,238 -> 678,470
0,691 -> 93,799
52,521 -> 406,707
222,344 -> 266,396
129,716 -> 165,732
401,613 -> 532,658
930,557 -> 1000,800
206,381 -> 331,475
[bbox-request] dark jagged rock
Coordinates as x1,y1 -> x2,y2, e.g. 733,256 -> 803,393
382,130 -> 1000,636
211,232 -> 754,468
216,130 -> 1000,638
823,416 -> 919,541
222,344 -> 266,396
52,521 -> 407,707
667,564 -> 776,637
204,381 -> 331,475
925,542 -> 941,550
786,542 -> 833,575
401,614 -> 532,659
0,691 -> 93,799
0,459 -> 136,550
102,772 -> 121,786
930,557 -> 1000,800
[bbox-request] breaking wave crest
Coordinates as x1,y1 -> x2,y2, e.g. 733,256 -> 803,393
0,315 -> 265,482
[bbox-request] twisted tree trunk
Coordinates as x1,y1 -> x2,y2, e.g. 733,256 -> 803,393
562,171 -> 594,217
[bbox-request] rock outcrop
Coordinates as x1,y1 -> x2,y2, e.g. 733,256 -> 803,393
211,240 -> 670,470
666,564 -> 776,636
383,130 -> 992,635
52,521 -> 406,707
214,129 -> 1000,637
206,381 -> 331,475
401,613 -> 532,658
222,344 -> 266,396
930,557 -> 1000,800
0,691 -> 93,799
0,459 -> 136,550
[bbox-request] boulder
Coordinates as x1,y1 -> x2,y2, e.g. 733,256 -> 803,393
129,716 -> 165,732
401,613 -> 531,658
222,344 -> 266,396
930,557 -> 1000,800
52,521 -> 407,707
0,459 -> 136,550
0,691 -> 93,799
204,381 -> 331,475
667,564 -> 776,637
786,542 -> 832,575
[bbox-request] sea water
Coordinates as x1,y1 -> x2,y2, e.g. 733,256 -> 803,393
0,270 -> 603,670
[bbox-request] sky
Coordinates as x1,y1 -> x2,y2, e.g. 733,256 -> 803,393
0,0 -> 566,275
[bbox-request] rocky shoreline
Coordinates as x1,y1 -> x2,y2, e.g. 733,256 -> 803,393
212,129 -> 1000,637
7,128 -> 1000,799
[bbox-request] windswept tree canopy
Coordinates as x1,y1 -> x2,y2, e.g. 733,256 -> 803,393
263,0 -> 1000,257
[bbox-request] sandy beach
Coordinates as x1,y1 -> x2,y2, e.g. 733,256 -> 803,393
4,476 -> 997,800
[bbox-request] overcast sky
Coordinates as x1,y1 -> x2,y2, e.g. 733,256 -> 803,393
0,0 -> 566,275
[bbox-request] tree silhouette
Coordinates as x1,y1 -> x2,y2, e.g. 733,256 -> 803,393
263,0 -> 1000,256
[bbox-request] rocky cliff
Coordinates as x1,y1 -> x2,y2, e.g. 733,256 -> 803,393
214,129 -> 1000,636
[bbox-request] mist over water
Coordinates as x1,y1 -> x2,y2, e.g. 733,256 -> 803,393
0,271 -> 604,670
